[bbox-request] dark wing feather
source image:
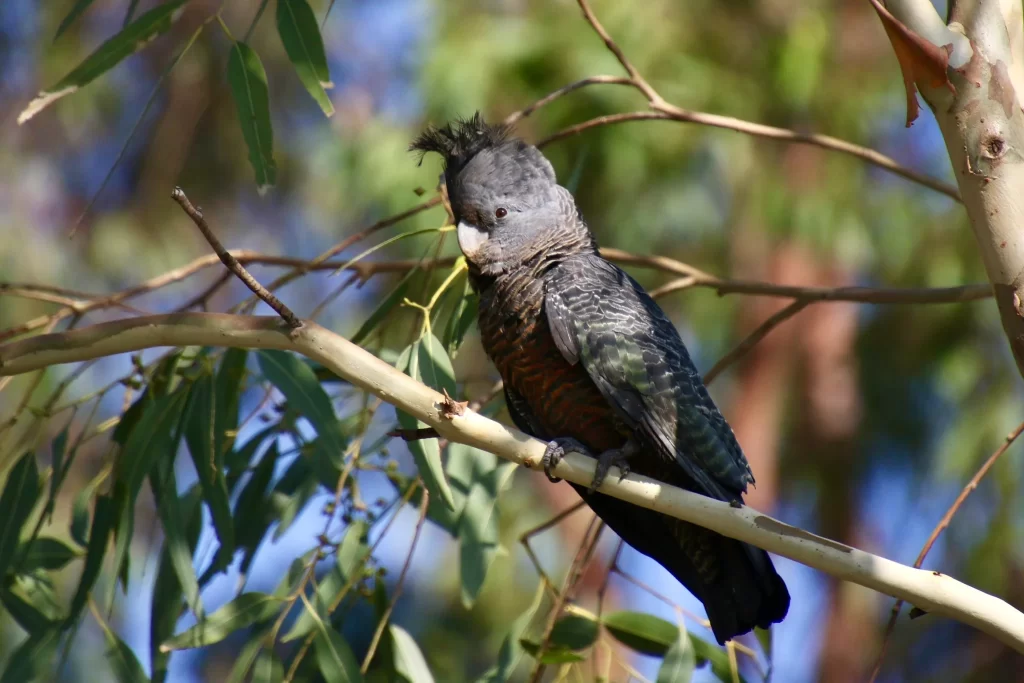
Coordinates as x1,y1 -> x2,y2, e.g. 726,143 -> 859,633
544,253 -> 753,501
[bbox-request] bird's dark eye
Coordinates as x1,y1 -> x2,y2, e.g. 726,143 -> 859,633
495,207 -> 507,218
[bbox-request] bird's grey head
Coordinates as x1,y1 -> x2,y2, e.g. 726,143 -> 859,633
410,113 -> 592,277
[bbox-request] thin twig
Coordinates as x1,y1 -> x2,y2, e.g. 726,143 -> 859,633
503,75 -> 635,126
528,517 -> 604,683
360,487 -> 430,672
703,300 -> 810,385
520,501 -> 589,598
868,420 -> 1024,683
569,0 -> 962,202
171,187 -> 301,328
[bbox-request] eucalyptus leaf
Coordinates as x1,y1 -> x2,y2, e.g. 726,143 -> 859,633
227,41 -> 276,192
276,0 -> 334,115
161,592 -> 283,651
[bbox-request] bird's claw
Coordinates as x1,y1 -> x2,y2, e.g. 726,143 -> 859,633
589,449 -> 632,494
541,437 -> 589,483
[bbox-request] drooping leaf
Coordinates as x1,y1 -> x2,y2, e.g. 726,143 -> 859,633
19,0 -> 190,123
350,268 -> 417,345
109,483 -> 134,595
150,457 -> 202,615
442,275 -> 478,358
548,614 -> 600,651
458,457 -> 514,608
232,442 -> 279,575
276,0 -> 334,115
0,629 -> 59,683
602,611 -> 678,656
391,624 -> 435,683
116,389 -> 189,504
396,343 -> 455,510
281,566 -> 345,643
227,41 -> 276,192
0,453 -> 40,579
17,536 -> 79,572
253,647 -> 285,683
0,579 -> 60,634
70,469 -> 106,546
314,627 -> 364,683
336,520 -> 370,583
66,493 -> 116,626
161,592 -> 283,651
54,0 -> 97,39
184,374 -> 234,572
417,333 -> 456,398
104,627 -> 150,683
225,631 -> 267,683
656,627 -> 696,683
49,427 -> 69,508
151,486 -> 202,683
258,350 -> 346,479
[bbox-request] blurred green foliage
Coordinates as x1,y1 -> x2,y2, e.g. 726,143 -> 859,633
1,0 -> 1022,681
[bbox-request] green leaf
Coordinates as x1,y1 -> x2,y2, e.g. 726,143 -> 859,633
150,457 -> 202,615
391,625 -> 434,683
117,389 -> 189,504
151,486 -> 202,683
475,585 -> 544,683
442,277 -> 478,358
548,614 -> 599,651
690,635 -> 746,683
276,0 -> 334,116
258,350 -> 346,478
49,427 -> 69,508
19,0 -> 190,123
417,334 -> 456,398
336,520 -> 370,582
184,374 -> 235,572
458,458 -> 514,608
350,269 -> 416,345
233,442 -> 279,574
17,536 -> 79,572
161,592 -> 283,651
0,453 -> 40,579
105,627 -> 150,683
518,640 -> 585,664
70,470 -> 105,546
656,628 -> 696,683
314,627 -> 364,683
0,579 -> 60,633
397,343 -> 455,510
55,0 -> 97,39
227,40 -> 276,192
66,492 -> 116,626
0,629 -> 59,683
225,631 -> 267,683
602,611 -> 678,656
253,648 -> 284,683
110,483 -> 134,595
281,566 -> 344,643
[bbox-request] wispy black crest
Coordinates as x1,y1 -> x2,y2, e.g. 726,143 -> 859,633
410,112 -> 513,174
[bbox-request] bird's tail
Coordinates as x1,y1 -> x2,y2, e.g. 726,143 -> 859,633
578,487 -> 790,644
695,535 -> 790,645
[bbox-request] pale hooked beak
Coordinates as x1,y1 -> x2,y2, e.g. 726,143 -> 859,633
456,220 -> 488,260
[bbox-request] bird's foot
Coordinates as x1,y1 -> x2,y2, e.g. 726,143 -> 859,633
541,437 -> 590,483
589,446 -> 634,494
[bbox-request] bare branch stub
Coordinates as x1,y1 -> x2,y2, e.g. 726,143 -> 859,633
171,187 -> 302,329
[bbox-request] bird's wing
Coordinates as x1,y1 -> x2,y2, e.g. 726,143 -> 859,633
544,253 -> 753,500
